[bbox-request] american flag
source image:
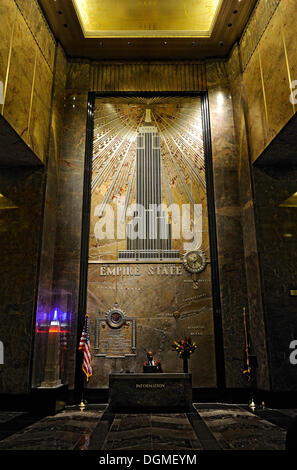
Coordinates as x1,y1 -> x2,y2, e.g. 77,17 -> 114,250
79,314 -> 92,381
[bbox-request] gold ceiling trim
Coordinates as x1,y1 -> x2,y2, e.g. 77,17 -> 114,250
279,192 -> 297,208
0,194 -> 18,210
72,0 -> 223,39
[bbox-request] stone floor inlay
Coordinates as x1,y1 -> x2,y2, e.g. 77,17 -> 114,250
193,404 -> 287,450
0,404 -> 293,451
0,408 -> 106,450
102,413 -> 203,450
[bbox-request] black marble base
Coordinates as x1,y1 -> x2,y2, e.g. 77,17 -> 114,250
31,384 -> 68,416
108,373 -> 192,412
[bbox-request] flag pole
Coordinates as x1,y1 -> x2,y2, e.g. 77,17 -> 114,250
79,376 -> 86,411
78,313 -> 92,411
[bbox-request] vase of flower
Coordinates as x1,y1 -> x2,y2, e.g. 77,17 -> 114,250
172,337 -> 197,373
183,356 -> 189,373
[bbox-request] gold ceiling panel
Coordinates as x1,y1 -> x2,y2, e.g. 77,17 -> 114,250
72,0 -> 223,38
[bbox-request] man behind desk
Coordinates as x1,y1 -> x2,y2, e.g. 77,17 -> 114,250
143,351 -> 163,373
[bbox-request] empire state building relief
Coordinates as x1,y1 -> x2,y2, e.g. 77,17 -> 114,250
86,96 -> 217,388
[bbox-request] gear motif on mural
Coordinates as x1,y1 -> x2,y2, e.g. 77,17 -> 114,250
183,250 -> 207,274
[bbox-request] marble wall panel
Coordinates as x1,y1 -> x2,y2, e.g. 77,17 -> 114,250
87,264 -> 217,389
206,61 -> 249,389
0,167 -> 45,394
227,45 -> 270,391
52,62 -> 91,389
253,167 -> 297,392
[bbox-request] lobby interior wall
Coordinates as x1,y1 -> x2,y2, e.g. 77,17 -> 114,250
49,60 -> 251,391
0,1 -> 267,395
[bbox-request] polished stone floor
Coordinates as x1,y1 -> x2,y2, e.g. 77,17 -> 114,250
0,404 -> 293,451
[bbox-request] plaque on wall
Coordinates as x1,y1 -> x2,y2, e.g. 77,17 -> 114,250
94,307 -> 136,358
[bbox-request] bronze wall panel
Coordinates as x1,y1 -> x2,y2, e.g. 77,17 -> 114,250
0,0 -> 16,107
243,51 -> 268,163
259,10 -> 293,146
0,0 -> 56,164
15,0 -> 56,71
239,0 -> 297,163
2,8 -> 36,150
90,62 -> 207,92
28,48 -> 53,161
240,0 -> 281,71
280,0 -> 297,113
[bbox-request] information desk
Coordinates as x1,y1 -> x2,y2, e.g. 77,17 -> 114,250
109,373 -> 192,412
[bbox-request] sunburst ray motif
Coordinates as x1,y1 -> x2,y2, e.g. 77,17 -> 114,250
89,96 -> 207,262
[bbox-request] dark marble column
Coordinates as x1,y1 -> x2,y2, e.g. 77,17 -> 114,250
0,167 -> 45,394
227,45 -> 270,391
52,60 -> 91,390
32,44 -> 68,388
207,61 -> 251,389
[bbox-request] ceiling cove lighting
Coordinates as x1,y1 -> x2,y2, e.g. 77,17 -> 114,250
72,0 -> 224,38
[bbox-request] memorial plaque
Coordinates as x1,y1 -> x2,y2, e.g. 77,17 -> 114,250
95,310 -> 136,358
